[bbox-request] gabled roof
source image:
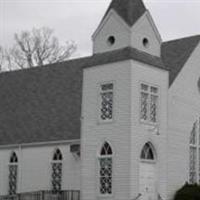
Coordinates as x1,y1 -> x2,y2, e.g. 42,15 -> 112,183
0,47 -> 165,146
0,34 -> 200,146
103,0 -> 146,27
0,62 -> 83,146
161,35 -> 200,86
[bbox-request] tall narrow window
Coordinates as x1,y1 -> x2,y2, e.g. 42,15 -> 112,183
8,152 -> 18,195
150,86 -> 158,123
189,121 -> 198,184
140,83 -> 158,123
99,83 -> 114,122
199,118 -> 200,183
52,148 -> 63,193
99,142 -> 113,195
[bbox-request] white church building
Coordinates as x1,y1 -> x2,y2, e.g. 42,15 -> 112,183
0,0 -> 200,200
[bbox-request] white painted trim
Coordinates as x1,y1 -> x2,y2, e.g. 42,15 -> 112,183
0,139 -> 80,150
80,68 -> 86,200
95,139 -> 116,197
131,10 -> 162,43
96,80 -> 116,125
140,141 -> 157,162
138,81 -> 160,127
92,9 -> 130,41
96,140 -> 114,198
96,140 -> 115,157
145,10 -> 162,43
131,59 -> 168,74
96,139 -> 116,158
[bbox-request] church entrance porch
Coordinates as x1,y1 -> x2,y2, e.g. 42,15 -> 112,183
139,143 -> 157,200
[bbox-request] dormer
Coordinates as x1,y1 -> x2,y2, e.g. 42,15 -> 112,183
92,0 -> 162,57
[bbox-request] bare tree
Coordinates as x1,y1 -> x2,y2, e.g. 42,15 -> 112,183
0,47 -> 2,70
5,27 -> 77,70
0,46 -> 4,71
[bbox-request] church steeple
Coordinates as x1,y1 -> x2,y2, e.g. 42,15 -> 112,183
104,0 -> 146,27
93,0 -> 161,56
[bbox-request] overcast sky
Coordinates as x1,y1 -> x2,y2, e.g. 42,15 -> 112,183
0,0 -> 200,57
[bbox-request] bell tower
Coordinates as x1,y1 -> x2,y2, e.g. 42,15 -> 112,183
92,0 -> 162,56
81,1 -> 167,200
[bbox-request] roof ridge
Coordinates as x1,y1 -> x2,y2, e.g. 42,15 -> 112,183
162,34 -> 200,45
0,47 -> 165,78
161,34 -> 200,86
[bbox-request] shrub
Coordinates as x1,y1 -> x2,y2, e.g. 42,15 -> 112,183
174,183 -> 200,200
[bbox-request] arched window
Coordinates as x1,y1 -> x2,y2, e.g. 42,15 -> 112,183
53,149 -> 63,161
99,142 -> 113,195
140,143 -> 155,160
9,152 -> 18,195
52,148 -> 63,193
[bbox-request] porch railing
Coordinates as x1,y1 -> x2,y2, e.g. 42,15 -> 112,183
0,190 -> 80,200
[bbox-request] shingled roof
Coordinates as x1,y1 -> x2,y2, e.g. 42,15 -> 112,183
0,47 -> 165,146
102,0 -> 146,26
0,0 -> 199,147
0,62 -> 82,146
0,34 -> 199,146
162,35 -> 200,86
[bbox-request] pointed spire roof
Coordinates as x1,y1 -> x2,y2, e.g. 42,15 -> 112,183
104,0 -> 146,26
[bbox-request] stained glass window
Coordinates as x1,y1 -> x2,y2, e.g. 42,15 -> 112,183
141,143 -> 155,160
199,148 -> 200,183
189,147 -> 197,183
99,142 -> 113,195
150,95 -> 158,123
140,83 -> 158,123
100,142 -> 112,155
190,123 -> 197,145
100,83 -> 113,122
199,118 -> 200,183
189,121 -> 199,184
141,92 -> 148,121
52,149 -> 63,193
9,152 -> 18,195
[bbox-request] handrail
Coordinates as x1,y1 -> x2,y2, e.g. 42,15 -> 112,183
132,193 -> 142,200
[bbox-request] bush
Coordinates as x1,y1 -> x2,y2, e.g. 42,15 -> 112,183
174,183 -> 200,200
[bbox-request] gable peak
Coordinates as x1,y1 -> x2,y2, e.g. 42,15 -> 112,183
104,0 -> 146,26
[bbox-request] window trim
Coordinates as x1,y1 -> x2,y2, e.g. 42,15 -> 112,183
51,148 -> 63,193
8,151 -> 18,195
97,81 -> 116,125
189,120 -> 200,184
140,142 -> 157,164
97,141 -> 114,197
139,81 -> 160,126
